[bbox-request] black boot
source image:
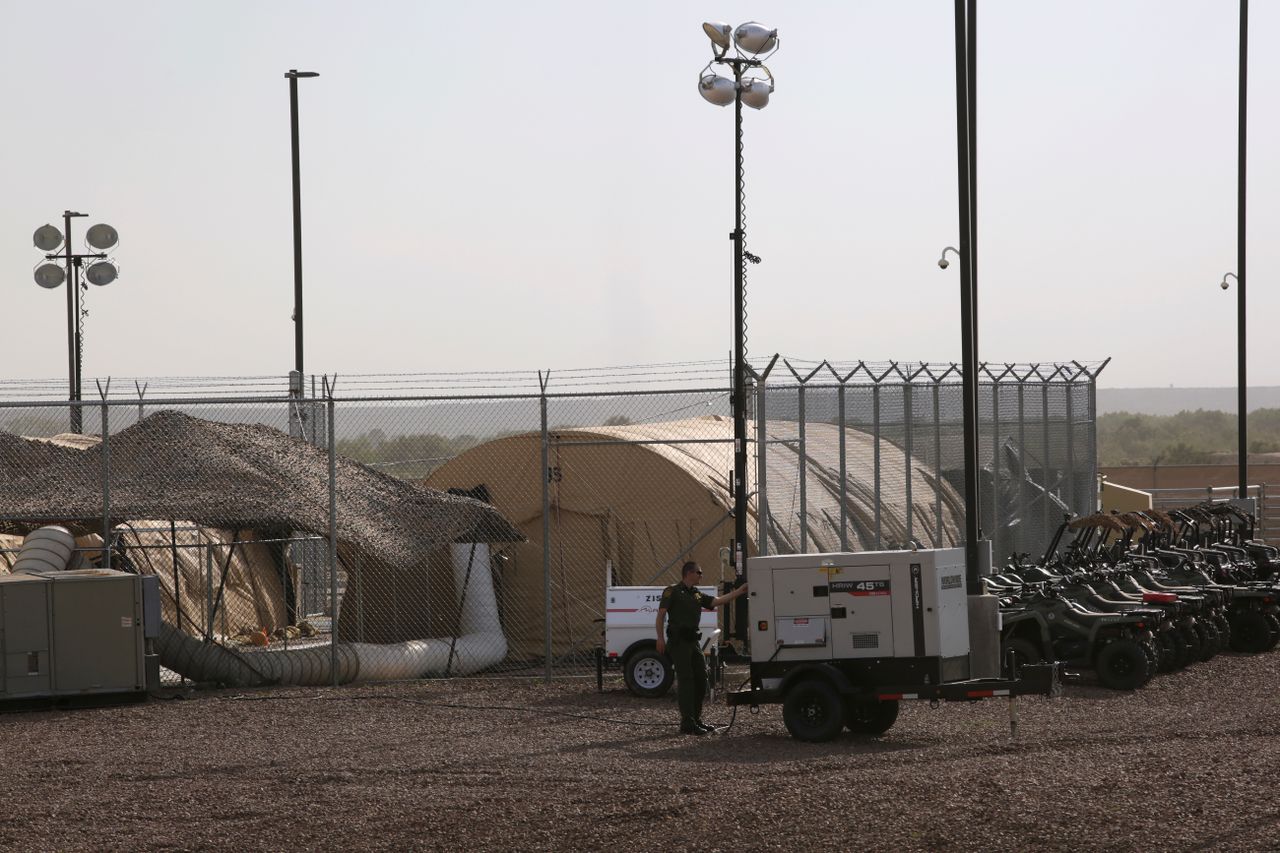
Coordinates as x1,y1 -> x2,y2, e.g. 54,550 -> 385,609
680,719 -> 708,736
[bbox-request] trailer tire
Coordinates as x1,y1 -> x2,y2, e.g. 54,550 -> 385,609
844,698 -> 899,736
1095,639 -> 1149,690
623,648 -> 673,697
782,679 -> 844,743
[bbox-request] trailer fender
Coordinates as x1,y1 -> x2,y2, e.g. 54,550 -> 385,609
778,662 -> 854,696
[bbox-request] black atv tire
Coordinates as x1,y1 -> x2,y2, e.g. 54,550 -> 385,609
782,679 -> 845,743
1000,637 -> 1042,675
844,698 -> 900,736
1095,639 -> 1150,690
1265,613 -> 1280,652
1195,621 -> 1219,662
1156,632 -> 1179,672
1229,610 -> 1274,654
1179,625 -> 1202,667
1215,615 -> 1232,649
1140,640 -> 1161,676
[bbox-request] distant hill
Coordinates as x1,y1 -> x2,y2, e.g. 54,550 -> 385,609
1097,387 -> 1280,416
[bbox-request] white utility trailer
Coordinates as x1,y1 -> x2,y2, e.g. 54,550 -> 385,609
596,584 -> 722,697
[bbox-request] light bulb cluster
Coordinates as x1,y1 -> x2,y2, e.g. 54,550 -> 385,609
697,21 -> 779,110
32,220 -> 120,290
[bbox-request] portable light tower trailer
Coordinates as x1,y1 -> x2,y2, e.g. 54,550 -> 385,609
597,584 -> 722,697
727,549 -> 1057,741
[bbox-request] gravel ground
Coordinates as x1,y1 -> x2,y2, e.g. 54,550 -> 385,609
4,653 -> 1280,852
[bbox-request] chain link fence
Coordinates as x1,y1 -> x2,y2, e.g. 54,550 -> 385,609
0,358 -> 1101,683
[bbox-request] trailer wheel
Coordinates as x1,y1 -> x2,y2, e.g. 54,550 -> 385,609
782,679 -> 844,743
623,648 -> 673,697
844,698 -> 899,736
1094,639 -> 1149,690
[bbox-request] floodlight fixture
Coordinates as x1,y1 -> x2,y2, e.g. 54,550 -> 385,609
85,261 -> 118,286
702,21 -> 731,54
33,224 -> 63,252
1220,272 -> 1237,291
698,72 -> 736,107
740,68 -> 774,110
34,263 -> 65,289
734,22 -> 778,55
85,223 -> 119,250
938,246 -> 960,269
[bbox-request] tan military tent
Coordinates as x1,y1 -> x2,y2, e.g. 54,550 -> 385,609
424,415 -> 963,662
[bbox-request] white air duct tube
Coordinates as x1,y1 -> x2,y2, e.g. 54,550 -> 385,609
353,543 -> 508,680
11,526 -> 76,575
157,542 -> 508,686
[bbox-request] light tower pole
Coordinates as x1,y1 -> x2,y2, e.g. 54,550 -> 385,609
697,21 -> 778,584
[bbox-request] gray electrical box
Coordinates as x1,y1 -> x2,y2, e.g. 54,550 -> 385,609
0,569 -> 147,702
749,549 -> 971,684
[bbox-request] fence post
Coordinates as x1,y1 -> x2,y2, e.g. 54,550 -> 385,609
205,541 -> 213,641
833,366 -> 849,551
1064,376 -> 1076,513
751,357 -> 779,557
539,370 -> 552,682
904,382 -> 914,545
1081,358 -> 1110,515
97,381 -> 112,569
873,383 -> 882,549
783,361 -> 826,553
325,378 -> 339,687
933,376 -> 944,546
1017,375 -> 1029,557
134,381 -> 147,426
1041,374 -> 1052,540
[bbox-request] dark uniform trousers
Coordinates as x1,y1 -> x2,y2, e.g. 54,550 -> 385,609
668,637 -> 707,725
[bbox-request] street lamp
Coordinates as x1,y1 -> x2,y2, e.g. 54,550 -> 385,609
285,69 -> 319,437
937,246 -> 960,270
697,21 -> 778,584
31,211 -> 120,433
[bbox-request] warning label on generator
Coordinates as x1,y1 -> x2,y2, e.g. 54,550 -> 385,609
831,580 -> 890,596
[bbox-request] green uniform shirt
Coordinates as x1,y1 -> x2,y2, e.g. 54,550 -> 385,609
660,583 -> 715,642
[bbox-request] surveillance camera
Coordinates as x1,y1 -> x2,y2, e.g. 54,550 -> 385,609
937,259 -> 949,270
1220,280 -> 1230,290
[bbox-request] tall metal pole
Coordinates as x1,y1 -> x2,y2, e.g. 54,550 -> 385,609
1237,0 -> 1248,496
73,256 -> 83,423
63,211 -> 78,433
967,0 -> 978,385
954,0 -> 981,592
288,72 -> 305,378
61,209 -> 89,434
731,61 -> 748,577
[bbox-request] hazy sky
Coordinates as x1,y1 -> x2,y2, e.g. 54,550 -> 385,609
2,1 -> 1276,389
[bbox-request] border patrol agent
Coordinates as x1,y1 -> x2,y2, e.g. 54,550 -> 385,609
656,561 -> 748,736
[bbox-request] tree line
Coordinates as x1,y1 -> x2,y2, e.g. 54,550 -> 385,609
1098,408 -> 1280,466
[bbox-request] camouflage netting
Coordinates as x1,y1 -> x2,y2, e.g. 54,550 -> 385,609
0,411 -> 522,567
